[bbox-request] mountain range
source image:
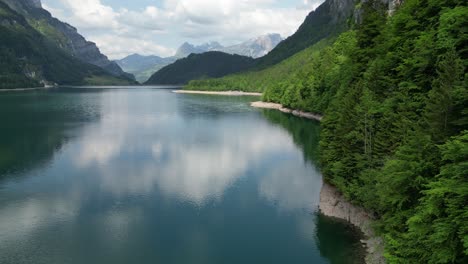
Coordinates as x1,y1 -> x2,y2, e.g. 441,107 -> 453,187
145,0 -> 355,85
116,34 -> 282,83
174,34 -> 283,58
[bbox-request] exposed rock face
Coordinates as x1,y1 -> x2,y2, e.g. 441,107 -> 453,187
49,20 -> 134,80
222,34 -> 283,58
355,0 -> 404,22
175,42 -> 223,58
29,0 -> 41,8
328,0 -> 357,24
2,0 -> 134,80
174,34 -> 283,59
320,183 -> 386,264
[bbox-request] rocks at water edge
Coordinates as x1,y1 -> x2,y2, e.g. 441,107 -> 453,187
319,183 -> 386,264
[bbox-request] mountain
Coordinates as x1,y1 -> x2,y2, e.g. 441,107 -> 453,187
222,34 -> 283,58
115,54 -> 176,83
145,52 -> 255,85
175,34 -> 283,59
171,0 -> 355,87
0,0 -> 134,88
1,0 -> 134,81
120,34 -> 282,83
175,41 -> 224,58
255,0 -> 355,68
151,0 -> 356,87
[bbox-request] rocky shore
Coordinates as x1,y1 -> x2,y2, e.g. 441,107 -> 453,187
251,101 -> 323,121
319,183 -> 386,264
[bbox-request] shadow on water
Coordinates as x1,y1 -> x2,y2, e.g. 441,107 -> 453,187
261,109 -> 321,164
0,88 -> 101,181
261,109 -> 366,264
316,214 -> 366,264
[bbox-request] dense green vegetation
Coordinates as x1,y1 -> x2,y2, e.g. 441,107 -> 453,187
189,0 -> 468,262
319,1 -> 467,262
186,39 -> 331,93
145,52 -> 255,85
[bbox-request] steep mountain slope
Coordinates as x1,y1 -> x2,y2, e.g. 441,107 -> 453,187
0,1 -> 133,89
145,52 -> 255,85
255,0 -> 355,68
116,54 -> 177,83
1,0 -> 134,81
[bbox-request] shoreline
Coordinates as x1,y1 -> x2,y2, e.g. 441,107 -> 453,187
173,90 -> 262,96
319,183 -> 386,264
251,101 -> 323,121
0,86 -> 52,92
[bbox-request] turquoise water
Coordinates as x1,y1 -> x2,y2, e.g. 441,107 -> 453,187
0,87 -> 363,264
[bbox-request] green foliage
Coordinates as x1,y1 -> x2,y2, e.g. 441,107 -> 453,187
194,0 -> 467,262
186,39 -> 331,92
318,0 -> 468,262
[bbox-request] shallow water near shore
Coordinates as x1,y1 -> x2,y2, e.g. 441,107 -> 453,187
0,87 -> 363,264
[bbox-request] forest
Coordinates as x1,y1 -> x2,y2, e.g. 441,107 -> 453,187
185,0 -> 468,262
145,52 -> 255,85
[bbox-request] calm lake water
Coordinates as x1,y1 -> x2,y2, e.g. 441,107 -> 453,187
0,87 -> 363,264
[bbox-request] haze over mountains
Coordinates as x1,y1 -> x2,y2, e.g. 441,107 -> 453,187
116,34 -> 283,83
174,34 -> 283,58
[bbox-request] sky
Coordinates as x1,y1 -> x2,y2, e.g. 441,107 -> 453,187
41,0 -> 325,60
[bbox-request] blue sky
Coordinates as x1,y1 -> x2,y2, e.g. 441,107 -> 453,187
42,0 -> 324,59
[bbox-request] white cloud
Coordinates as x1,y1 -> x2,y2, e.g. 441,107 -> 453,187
43,0 -> 325,59
90,35 -> 176,59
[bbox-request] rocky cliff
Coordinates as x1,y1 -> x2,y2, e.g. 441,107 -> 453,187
1,0 -> 134,81
320,183 -> 386,264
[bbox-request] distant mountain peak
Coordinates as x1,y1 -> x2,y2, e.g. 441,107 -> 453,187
174,34 -> 283,59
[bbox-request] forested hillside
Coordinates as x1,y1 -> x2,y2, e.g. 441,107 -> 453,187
254,0 -> 355,68
145,52 -> 255,85
187,0 -> 468,262
0,1 -> 133,89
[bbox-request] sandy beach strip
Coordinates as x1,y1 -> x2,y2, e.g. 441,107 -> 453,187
173,90 -> 262,96
251,101 -> 323,121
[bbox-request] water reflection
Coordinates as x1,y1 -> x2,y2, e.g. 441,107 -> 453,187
0,89 -> 102,178
70,95 -> 297,204
0,88 -> 362,264
261,109 -> 321,163
259,161 -> 322,212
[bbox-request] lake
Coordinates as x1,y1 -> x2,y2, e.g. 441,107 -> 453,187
0,87 -> 363,264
